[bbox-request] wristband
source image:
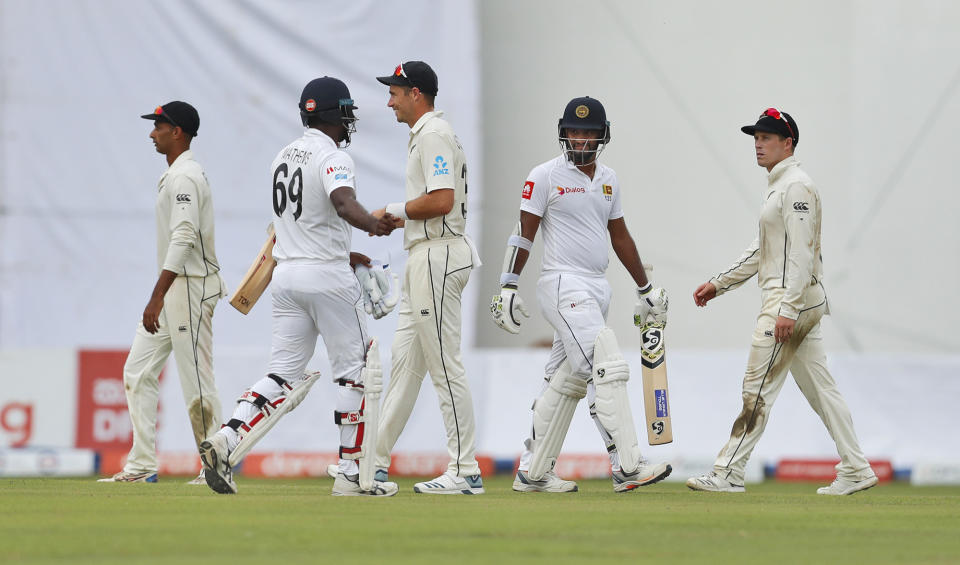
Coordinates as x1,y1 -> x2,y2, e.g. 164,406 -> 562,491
385,202 -> 409,221
500,273 -> 520,287
637,282 -> 653,298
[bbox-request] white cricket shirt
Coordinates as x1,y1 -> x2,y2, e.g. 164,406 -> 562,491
711,156 -> 824,319
156,149 -> 221,277
270,129 -> 355,263
519,154 -> 623,276
402,110 -> 468,250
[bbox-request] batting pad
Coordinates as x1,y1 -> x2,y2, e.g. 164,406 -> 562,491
593,328 -> 643,475
358,338 -> 382,491
228,370 -> 322,467
528,361 -> 587,481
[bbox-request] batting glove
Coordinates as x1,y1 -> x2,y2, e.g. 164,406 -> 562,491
633,283 -> 668,326
491,285 -> 530,334
355,262 -> 400,319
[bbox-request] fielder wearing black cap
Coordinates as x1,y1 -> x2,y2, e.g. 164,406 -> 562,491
741,108 -> 798,147
377,61 -> 438,96
141,101 -> 200,137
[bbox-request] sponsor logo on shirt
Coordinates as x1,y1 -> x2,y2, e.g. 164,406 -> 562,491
335,173 -> 348,181
522,181 -> 534,200
433,155 -> 449,176
326,165 -> 350,175
602,184 -> 613,201
792,201 -> 809,212
556,186 -> 586,196
176,194 -> 191,203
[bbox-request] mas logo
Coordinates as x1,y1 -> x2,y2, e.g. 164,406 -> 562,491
522,181 -> 534,200
433,155 -> 449,176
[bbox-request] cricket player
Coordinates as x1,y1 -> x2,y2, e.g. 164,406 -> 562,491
199,77 -> 398,496
99,101 -> 225,484
371,61 -> 485,494
491,96 -> 672,493
686,108 -> 877,495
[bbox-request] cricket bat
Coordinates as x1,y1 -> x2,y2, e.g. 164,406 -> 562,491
229,223 -> 277,315
639,321 -> 673,445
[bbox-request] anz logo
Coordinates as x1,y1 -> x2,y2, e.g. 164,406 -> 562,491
433,155 -> 449,176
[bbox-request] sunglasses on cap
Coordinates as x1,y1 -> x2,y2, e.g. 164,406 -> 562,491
151,105 -> 183,131
761,107 -> 795,139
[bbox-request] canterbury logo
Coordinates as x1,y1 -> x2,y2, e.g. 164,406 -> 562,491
176,194 -> 191,203
793,201 -> 809,211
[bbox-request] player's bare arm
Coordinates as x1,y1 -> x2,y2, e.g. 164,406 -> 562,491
607,218 -> 649,288
330,186 -> 396,236
508,211 -> 541,278
490,211 -> 540,334
375,188 -> 454,223
608,217 -> 667,325
143,269 -> 177,334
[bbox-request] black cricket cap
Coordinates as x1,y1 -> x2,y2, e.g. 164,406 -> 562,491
141,101 -> 200,137
559,96 -> 608,131
741,108 -> 798,146
377,61 -> 438,96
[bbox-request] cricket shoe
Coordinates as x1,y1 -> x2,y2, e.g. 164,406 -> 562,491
685,471 -> 745,493
186,470 -> 206,485
414,472 -> 484,495
97,471 -> 158,483
512,470 -> 578,493
326,463 -> 389,482
612,462 -> 672,492
817,475 -> 878,496
199,433 -> 237,494
332,472 -> 398,497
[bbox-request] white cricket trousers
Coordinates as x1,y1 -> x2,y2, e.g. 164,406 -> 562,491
267,261 -> 368,383
122,273 -> 224,474
375,237 -> 480,477
517,271 -> 626,472
713,283 -> 875,484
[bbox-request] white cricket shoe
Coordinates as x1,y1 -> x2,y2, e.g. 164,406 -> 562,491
199,433 -> 237,494
186,469 -> 206,485
97,470 -> 158,483
612,462 -> 672,492
685,471 -> 745,493
817,475 -> 878,495
512,470 -> 578,493
414,472 -> 484,495
332,472 -> 398,496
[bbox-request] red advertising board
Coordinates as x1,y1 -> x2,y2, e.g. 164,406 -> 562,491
75,350 -> 162,450
776,458 -> 893,482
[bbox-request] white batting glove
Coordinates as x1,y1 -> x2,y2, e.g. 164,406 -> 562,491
355,262 -> 400,319
633,284 -> 668,326
491,285 -> 530,334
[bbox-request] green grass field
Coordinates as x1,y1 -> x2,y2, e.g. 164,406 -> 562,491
2,477 -> 958,564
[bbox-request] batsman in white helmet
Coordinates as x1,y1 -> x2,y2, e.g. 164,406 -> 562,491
491,96 -> 672,493
199,77 -> 399,496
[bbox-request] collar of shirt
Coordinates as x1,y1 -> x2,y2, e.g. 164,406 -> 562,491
558,153 -> 605,179
767,155 -> 799,185
409,109 -> 444,137
159,149 -> 194,186
303,128 -> 338,147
